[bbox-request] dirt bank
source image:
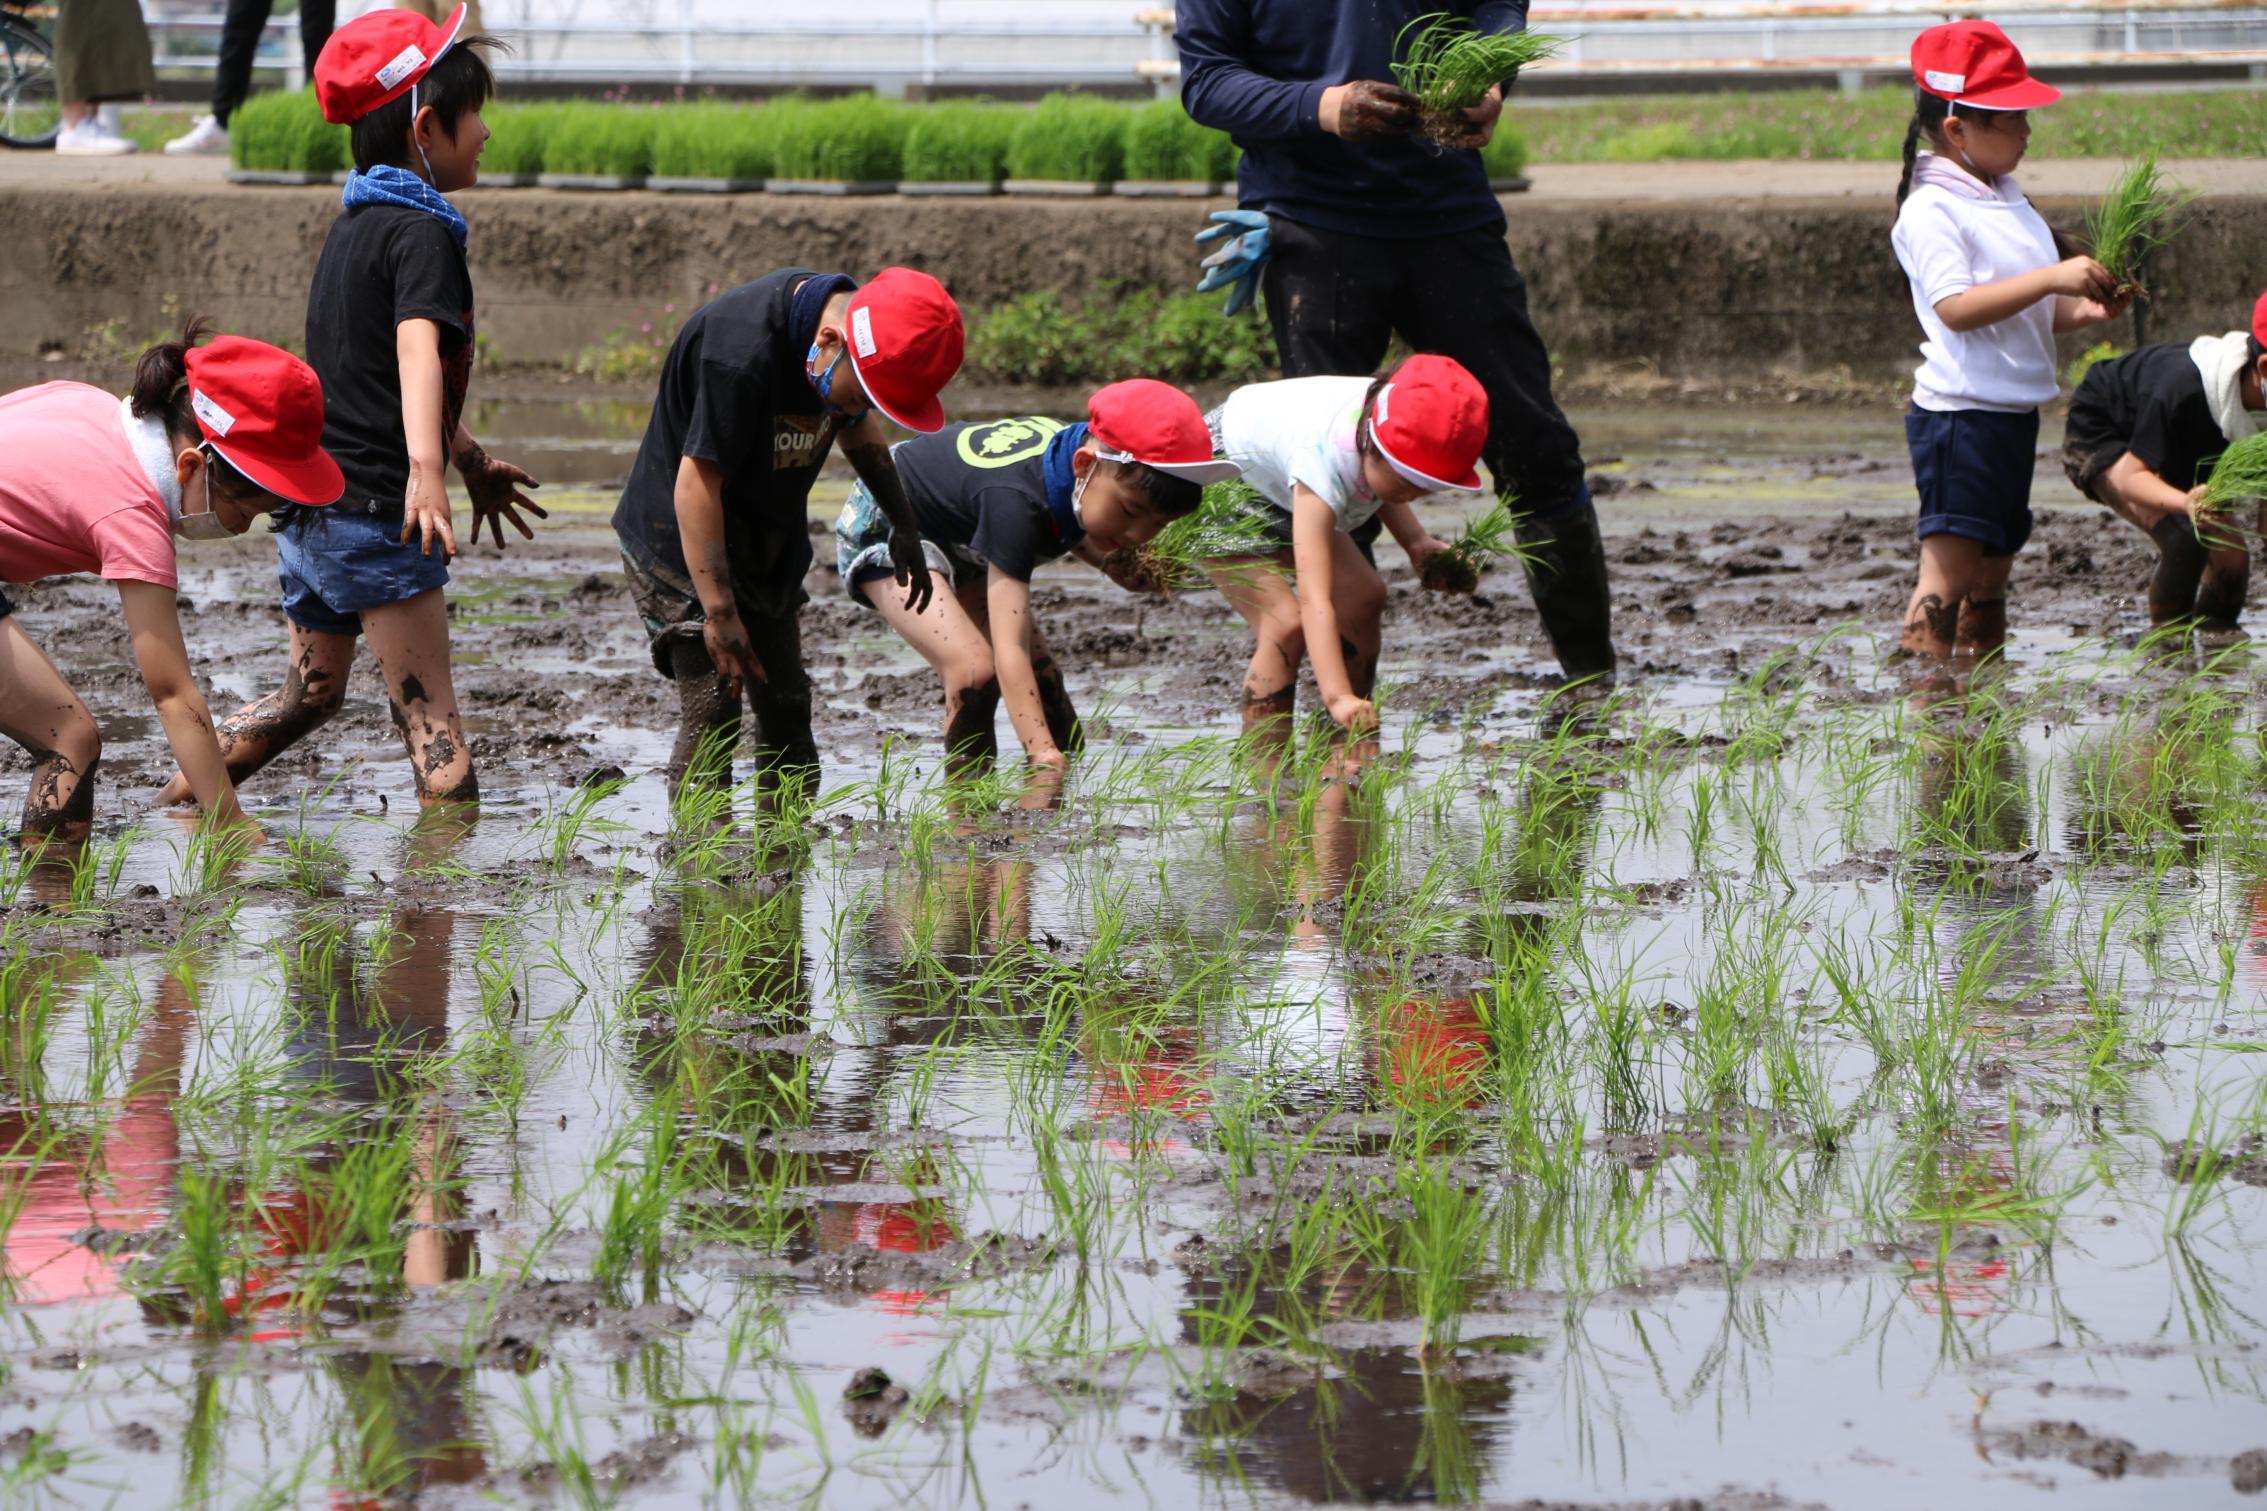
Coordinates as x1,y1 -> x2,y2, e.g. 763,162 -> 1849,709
7,158 -> 2261,379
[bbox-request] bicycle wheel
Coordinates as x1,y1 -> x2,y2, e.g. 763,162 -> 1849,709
0,12 -> 61,150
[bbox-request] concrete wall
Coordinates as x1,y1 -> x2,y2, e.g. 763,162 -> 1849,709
9,180 -> 2262,378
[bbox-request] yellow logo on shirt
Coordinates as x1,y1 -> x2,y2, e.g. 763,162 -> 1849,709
956,416 -> 1066,469
774,415 -> 831,470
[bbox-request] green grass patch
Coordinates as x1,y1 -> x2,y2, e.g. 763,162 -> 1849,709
1006,92 -> 1127,184
1122,98 -> 1235,182
964,282 -> 1274,386
228,87 -> 346,173
541,102 -> 656,178
1481,122 -> 1528,180
647,101 -> 776,180
769,95 -> 907,182
901,100 -> 1019,183
483,101 -> 570,178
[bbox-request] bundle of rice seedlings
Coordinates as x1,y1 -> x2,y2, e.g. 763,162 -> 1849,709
901,100 -> 1018,184
1122,98 -> 1235,183
770,95 -> 906,183
229,88 -> 346,173
1390,14 -> 1565,148
2194,433 -> 2267,523
1131,480 -> 1284,594
542,103 -> 655,179
1419,500 -> 1533,592
483,101 -> 568,179
651,102 -> 774,181
2083,156 -> 2192,298
1005,93 -> 1127,184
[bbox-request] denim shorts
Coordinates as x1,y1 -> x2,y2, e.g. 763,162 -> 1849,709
1906,406 -> 2040,558
832,479 -> 960,605
276,499 -> 451,636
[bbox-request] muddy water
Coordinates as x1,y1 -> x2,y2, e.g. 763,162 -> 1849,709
2,402 -> 2264,1508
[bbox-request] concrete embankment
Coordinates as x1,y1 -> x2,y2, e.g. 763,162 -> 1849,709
6,156 -> 2261,379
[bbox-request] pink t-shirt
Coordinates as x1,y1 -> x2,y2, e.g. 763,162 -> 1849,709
0,382 -> 178,590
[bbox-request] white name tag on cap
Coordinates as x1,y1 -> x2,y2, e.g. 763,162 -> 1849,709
1374,383 -> 1394,426
851,306 -> 878,360
376,44 -> 427,90
190,389 -> 236,436
1923,69 -> 1966,94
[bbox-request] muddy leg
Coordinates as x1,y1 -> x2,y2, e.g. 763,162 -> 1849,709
362,590 -> 477,807
1954,554 -> 2014,657
157,622 -> 354,805
1027,620 -> 1082,755
743,612 -> 819,799
664,639 -> 742,792
1209,553 -> 1304,741
2142,515 -> 2210,624
2193,513 -> 2249,628
1901,534 -> 1983,659
1327,531 -> 1386,698
0,617 -> 102,843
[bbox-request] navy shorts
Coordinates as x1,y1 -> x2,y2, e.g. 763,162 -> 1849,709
1906,406 -> 2039,558
277,499 -> 451,637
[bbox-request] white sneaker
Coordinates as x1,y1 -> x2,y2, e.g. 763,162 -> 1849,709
165,114 -> 229,155
55,117 -> 138,156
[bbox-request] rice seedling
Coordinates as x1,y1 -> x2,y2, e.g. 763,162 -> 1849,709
227,87 -> 346,173
1390,14 -> 1567,147
542,102 -> 657,179
2192,431 -> 2267,524
2081,155 -> 2192,298
484,100 -> 571,178
1419,498 -> 1533,592
768,94 -> 907,183
900,100 -> 1018,185
1005,93 -> 1127,184
1133,479 -> 1284,594
1121,98 -> 1236,183
650,100 -> 775,180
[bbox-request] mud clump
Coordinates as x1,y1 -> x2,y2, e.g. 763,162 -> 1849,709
843,1366 -> 913,1436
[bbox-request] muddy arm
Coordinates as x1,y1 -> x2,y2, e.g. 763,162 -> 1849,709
119,581 -> 253,833
985,566 -> 1064,768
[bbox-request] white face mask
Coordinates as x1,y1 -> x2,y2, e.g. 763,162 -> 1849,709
172,509 -> 236,542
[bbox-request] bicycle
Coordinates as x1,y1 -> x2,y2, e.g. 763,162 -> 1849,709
0,0 -> 59,149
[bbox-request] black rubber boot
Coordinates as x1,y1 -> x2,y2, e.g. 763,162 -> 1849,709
1515,492 -> 1617,685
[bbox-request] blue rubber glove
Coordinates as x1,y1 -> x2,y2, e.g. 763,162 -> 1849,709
1194,209 -> 1270,317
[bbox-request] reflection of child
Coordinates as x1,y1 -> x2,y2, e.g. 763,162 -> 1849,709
836,380 -> 1238,775
2062,290 -> 2267,627
1204,354 -> 1486,736
1890,21 -> 2126,660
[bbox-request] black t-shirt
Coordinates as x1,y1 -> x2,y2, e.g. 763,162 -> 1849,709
891,417 -> 1086,583
305,205 -> 474,503
2068,343 -> 2228,489
612,270 -> 850,615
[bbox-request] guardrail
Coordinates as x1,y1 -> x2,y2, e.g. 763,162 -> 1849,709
136,1 -> 2267,93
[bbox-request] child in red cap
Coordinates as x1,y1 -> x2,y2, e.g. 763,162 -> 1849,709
834,378 -> 1240,782
1202,354 -> 1485,738
1890,19 -> 2128,661
2061,289 -> 2267,629
166,5 -> 544,814
0,320 -> 342,844
613,267 -> 963,796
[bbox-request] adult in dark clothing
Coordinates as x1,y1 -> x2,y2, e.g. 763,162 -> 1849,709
165,0 -> 337,156
1176,0 -> 1616,687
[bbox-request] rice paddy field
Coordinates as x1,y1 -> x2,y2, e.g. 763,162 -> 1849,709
1,401 -> 2264,1508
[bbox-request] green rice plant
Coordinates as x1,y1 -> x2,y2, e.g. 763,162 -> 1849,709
1420,499 -> 1536,592
964,283 -> 1276,386
542,102 -> 656,178
1480,120 -> 1529,181
1135,479 -> 1283,592
1398,1161 -> 1492,1358
768,94 -> 906,182
900,100 -> 1018,184
484,100 -> 572,178
1121,98 -> 1234,182
2082,156 -> 2192,296
650,101 -> 776,180
2194,432 -> 2267,521
1005,93 -> 1127,184
1390,15 -> 1565,144
228,88 -> 346,173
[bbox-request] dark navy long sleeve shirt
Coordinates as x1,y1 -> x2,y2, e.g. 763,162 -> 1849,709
1177,0 -> 1526,239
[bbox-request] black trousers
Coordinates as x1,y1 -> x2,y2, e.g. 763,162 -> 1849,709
213,0 -> 334,125
1260,217 -> 1588,518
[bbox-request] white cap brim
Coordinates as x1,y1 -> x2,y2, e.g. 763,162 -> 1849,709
1147,458 -> 1243,486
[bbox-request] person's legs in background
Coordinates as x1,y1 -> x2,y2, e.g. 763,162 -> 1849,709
54,0 -> 155,155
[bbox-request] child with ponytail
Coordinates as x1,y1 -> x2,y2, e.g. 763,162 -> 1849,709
0,321 -> 343,843
1890,20 -> 2127,659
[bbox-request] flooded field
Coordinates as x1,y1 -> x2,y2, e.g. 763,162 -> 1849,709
2,402 -> 2264,1508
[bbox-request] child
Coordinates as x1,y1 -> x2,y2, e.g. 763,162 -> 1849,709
2062,289 -> 2267,627
1203,353 -> 1485,736
613,267 -> 963,793
1,322 -> 343,842
835,379 -> 1240,774
162,6 -> 543,812
1890,20 -> 2126,659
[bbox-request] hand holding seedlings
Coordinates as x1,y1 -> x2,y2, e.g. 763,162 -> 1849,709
1390,14 -> 1566,149
1328,690 -> 1378,734
2192,432 -> 2267,527
1317,79 -> 1418,142
2083,156 -> 2193,301
1419,500 -> 1527,593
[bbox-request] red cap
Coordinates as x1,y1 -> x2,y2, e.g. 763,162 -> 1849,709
1368,354 -> 1488,494
1086,379 -> 1242,486
842,268 -> 964,433
183,336 -> 344,506
2252,288 -> 2267,349
314,4 -> 468,125
1910,20 -> 2059,111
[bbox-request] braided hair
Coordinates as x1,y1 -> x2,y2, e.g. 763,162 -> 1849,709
1895,89 -> 1964,206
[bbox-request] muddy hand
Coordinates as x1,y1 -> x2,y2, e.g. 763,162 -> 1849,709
462,448 -> 547,549
1436,86 -> 1504,150
889,526 -> 935,613
1319,80 -> 1417,142
402,465 -> 457,561
703,613 -> 765,697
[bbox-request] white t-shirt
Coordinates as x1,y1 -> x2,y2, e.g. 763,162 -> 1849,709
1214,375 -> 1382,532
1890,158 -> 2061,413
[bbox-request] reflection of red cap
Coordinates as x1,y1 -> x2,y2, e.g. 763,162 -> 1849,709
1087,379 -> 1242,486
844,268 -> 964,433
1910,20 -> 2059,111
1369,354 -> 1488,494
183,336 -> 344,506
314,5 -> 468,123
2251,288 -> 2267,348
